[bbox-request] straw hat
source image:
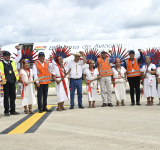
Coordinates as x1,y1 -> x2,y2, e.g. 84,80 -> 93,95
71,52 -> 81,56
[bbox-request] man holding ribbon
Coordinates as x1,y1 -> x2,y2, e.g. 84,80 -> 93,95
33,52 -> 53,113
0,45 -> 22,116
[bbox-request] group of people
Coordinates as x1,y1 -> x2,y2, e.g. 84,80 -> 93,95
0,45 -> 160,118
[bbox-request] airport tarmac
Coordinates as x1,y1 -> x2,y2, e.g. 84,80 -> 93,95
0,88 -> 160,150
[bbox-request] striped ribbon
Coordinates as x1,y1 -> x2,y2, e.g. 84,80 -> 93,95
88,80 -> 100,96
96,80 -> 100,95
0,75 -> 4,97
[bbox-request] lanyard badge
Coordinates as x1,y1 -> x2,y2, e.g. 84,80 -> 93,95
131,60 -> 134,72
9,70 -> 12,74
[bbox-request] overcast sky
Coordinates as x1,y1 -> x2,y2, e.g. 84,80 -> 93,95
0,0 -> 160,46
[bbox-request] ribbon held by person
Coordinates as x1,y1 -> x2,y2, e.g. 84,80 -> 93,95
20,76 -> 43,100
87,81 -> 92,98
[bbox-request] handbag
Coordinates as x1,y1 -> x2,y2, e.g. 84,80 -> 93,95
148,76 -> 154,86
90,80 -> 97,88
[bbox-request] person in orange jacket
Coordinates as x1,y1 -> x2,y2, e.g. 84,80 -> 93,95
33,52 -> 53,113
124,49 -> 144,106
95,49 -> 115,107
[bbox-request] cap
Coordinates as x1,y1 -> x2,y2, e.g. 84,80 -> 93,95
38,52 -> 45,57
129,50 -> 135,54
101,49 -> 107,53
3,51 -> 11,56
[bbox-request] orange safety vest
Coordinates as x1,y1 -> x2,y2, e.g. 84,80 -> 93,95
34,61 -> 51,84
97,57 -> 112,77
125,58 -> 141,77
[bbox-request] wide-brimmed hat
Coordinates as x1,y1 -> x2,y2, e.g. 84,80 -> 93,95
71,52 -> 81,56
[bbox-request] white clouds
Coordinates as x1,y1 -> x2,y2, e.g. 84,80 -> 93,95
0,0 -> 160,46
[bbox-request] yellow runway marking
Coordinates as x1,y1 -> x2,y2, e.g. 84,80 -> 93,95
8,105 -> 53,134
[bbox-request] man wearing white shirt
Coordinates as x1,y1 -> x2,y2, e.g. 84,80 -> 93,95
67,52 -> 86,109
33,52 -> 54,113
0,45 -> 22,116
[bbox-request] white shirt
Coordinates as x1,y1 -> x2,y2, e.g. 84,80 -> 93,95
141,63 -> 156,78
83,68 -> 99,80
3,50 -> 22,65
67,60 -> 84,79
156,67 -> 160,78
33,60 -> 54,83
112,67 -> 126,79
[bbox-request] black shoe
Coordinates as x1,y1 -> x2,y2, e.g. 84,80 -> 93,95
10,112 -> 20,115
69,106 -> 74,109
108,103 -> 113,107
102,103 -> 107,107
136,102 -> 141,105
39,110 -> 42,113
131,102 -> 135,106
42,108 -> 52,112
4,113 -> 10,116
79,106 -> 84,109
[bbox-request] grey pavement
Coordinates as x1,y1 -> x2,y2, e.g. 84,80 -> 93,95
0,86 -> 160,150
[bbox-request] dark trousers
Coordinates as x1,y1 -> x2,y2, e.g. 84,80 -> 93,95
70,78 -> 82,107
128,76 -> 140,103
37,84 -> 48,110
3,83 -> 16,113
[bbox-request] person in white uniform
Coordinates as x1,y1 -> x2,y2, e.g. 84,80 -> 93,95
141,56 -> 157,106
156,67 -> 160,105
19,59 -> 37,114
83,60 -> 101,108
112,58 -> 127,106
52,56 -> 70,111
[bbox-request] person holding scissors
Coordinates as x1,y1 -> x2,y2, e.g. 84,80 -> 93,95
51,46 -> 71,111
19,59 -> 37,114
52,57 -> 70,111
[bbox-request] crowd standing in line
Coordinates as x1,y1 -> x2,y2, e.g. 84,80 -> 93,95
0,45 -> 160,118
